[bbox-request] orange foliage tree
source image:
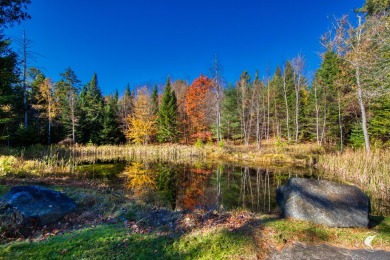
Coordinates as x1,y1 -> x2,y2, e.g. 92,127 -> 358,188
184,75 -> 214,141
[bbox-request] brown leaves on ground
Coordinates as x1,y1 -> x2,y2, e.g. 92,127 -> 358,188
124,209 -> 261,237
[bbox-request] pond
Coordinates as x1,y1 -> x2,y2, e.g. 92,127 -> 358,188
75,161 -> 321,214
74,160 -> 390,216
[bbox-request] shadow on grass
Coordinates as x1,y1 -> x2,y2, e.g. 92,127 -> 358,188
0,214 -> 279,259
369,215 -> 385,228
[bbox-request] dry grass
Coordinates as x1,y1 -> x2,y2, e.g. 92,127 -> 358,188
205,139 -> 324,167
318,149 -> 390,215
0,144 -> 205,176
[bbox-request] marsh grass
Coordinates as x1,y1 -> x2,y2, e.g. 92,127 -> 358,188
0,144 -> 205,176
205,140 -> 324,167
318,149 -> 390,215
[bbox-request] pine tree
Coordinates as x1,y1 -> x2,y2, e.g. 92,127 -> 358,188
78,73 -> 104,144
221,84 -> 241,140
151,84 -> 159,116
119,83 -> 134,133
157,78 -> 179,143
0,34 -> 19,144
100,91 -> 126,144
55,67 -> 80,143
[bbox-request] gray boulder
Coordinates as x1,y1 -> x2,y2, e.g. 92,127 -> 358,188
276,178 -> 370,227
0,186 -> 77,226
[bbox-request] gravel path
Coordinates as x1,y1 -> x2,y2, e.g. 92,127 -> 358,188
270,243 -> 390,260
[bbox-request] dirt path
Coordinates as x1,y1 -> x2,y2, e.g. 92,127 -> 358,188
270,243 -> 390,260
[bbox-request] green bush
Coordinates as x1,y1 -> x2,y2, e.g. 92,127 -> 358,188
0,156 -> 18,176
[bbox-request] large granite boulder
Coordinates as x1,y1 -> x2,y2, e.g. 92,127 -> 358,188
276,178 -> 370,227
0,186 -> 77,226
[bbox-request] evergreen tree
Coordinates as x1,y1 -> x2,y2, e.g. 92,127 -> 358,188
151,84 -> 159,116
0,0 -> 31,28
78,73 -> 104,144
119,83 -> 134,132
100,91 -> 126,144
157,78 -> 179,143
358,0 -> 390,15
369,93 -> 390,145
221,84 -> 241,140
55,67 -> 80,143
0,34 -> 19,144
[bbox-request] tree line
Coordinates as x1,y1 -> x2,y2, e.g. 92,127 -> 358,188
0,0 -> 389,151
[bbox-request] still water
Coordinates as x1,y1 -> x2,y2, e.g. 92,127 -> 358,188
76,161 -> 319,214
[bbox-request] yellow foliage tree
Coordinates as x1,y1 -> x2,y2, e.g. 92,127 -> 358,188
125,87 -> 156,144
123,162 -> 156,195
33,78 -> 57,144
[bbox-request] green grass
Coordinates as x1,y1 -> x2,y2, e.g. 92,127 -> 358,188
173,227 -> 257,259
0,224 -> 257,259
261,215 -> 390,250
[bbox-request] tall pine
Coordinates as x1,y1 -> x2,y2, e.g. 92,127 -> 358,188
78,73 -> 104,144
100,90 -> 125,144
157,78 -> 179,143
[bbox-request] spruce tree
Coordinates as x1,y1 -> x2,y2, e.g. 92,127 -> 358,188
221,84 -> 241,140
100,91 -> 126,144
79,73 -> 104,144
0,34 -> 19,144
151,84 -> 159,116
157,78 -> 179,143
55,68 -> 80,143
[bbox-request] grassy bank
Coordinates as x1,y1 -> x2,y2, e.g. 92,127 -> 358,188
0,180 -> 389,259
1,213 -> 389,259
318,149 -> 390,216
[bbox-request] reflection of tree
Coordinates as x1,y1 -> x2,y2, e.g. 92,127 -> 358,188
237,167 -> 274,213
156,163 -> 179,209
123,162 -> 156,195
181,167 -> 212,210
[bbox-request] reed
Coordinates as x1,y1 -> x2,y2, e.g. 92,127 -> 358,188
0,144 -> 205,176
318,148 -> 390,215
205,140 -> 324,167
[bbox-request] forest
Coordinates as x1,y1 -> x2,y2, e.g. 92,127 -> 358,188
0,1 -> 390,259
0,0 -> 388,152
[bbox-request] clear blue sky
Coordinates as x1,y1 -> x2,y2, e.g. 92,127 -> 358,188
6,0 -> 364,95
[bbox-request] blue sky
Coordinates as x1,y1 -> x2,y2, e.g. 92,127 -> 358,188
6,0 -> 364,95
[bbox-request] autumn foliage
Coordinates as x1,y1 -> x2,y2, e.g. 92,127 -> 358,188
185,75 -> 214,140
126,87 -> 156,144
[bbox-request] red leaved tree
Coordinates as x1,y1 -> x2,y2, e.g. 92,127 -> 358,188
184,75 -> 215,142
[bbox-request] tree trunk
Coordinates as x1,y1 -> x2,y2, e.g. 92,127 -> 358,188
23,31 -> 28,128
71,92 -> 76,143
356,66 -> 370,152
48,92 -> 51,145
295,74 -> 300,143
314,82 -> 320,145
283,69 -> 291,141
266,79 -> 270,140
338,90 -> 343,152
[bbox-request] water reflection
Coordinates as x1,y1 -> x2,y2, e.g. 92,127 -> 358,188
123,162 -> 156,195
76,161 -> 388,215
121,162 -> 289,213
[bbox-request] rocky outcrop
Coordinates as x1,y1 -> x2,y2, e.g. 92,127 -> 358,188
0,185 -> 77,226
276,178 -> 370,227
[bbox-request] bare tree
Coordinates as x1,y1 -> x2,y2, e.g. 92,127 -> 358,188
291,55 -> 305,143
210,56 -> 224,143
336,13 -> 389,152
282,66 -> 291,141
